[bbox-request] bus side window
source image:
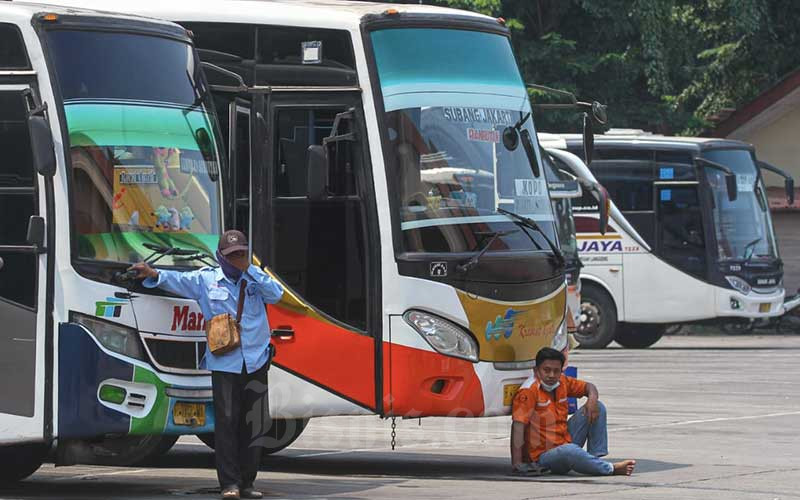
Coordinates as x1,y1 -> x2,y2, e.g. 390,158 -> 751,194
656,185 -> 707,278
0,90 -> 37,308
0,24 -> 30,69
591,160 -> 655,212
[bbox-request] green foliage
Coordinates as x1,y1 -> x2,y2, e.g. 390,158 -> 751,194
357,0 -> 800,136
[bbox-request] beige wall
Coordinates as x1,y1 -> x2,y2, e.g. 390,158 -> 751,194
732,107 -> 800,188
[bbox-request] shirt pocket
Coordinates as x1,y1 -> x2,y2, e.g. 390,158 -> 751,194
207,287 -> 230,316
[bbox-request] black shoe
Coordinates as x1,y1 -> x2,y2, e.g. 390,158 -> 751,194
221,485 -> 240,499
240,486 -> 263,499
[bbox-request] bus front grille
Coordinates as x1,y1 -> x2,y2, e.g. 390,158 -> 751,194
142,336 -> 208,374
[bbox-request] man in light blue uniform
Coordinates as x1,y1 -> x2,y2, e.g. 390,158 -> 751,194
129,230 -> 283,500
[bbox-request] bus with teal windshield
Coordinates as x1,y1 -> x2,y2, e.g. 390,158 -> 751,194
47,0 -> 575,446
0,3 -> 227,481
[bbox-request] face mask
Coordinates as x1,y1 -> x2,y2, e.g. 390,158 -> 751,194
540,380 -> 560,392
216,250 -> 243,282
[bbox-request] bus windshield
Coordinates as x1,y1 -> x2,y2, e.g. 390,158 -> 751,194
46,30 -> 223,267
370,28 -> 557,255
702,149 -> 777,262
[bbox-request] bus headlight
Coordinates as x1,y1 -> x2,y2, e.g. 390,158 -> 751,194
725,276 -> 751,295
70,312 -> 146,361
403,310 -> 478,362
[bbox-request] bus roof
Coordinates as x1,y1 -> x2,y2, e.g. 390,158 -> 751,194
554,132 -> 754,152
25,0 -> 494,31
3,1 -> 186,30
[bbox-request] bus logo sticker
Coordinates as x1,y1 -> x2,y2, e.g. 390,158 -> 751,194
430,262 -> 448,277
485,309 -> 522,341
95,297 -> 127,318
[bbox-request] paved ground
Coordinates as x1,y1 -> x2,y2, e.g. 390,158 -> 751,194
3,335 -> 800,499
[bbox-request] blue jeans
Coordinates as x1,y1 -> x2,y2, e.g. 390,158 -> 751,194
537,401 -> 613,476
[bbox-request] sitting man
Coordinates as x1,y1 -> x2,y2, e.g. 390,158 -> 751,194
511,347 -> 635,476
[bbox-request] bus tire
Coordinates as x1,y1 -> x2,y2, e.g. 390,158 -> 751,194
615,323 -> 665,348
197,418 -> 309,456
0,443 -> 48,483
575,283 -> 617,349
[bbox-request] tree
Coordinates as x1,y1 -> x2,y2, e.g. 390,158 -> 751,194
358,0 -> 800,135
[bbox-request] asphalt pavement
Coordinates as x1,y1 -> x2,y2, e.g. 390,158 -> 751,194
2,335 -> 799,500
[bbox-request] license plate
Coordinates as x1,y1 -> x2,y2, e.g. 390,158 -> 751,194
759,303 -> 771,313
503,383 -> 522,406
173,402 -> 205,427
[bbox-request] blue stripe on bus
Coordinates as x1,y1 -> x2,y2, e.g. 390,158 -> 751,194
58,323 -> 132,439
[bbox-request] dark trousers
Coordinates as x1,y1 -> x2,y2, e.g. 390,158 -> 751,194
211,363 -> 270,489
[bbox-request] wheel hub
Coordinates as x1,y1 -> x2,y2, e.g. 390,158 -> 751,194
577,301 -> 601,338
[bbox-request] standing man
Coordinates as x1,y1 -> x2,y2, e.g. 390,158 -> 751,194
511,347 -> 636,476
129,230 -> 283,499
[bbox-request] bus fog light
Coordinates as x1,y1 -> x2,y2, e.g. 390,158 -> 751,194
725,276 -> 751,295
403,310 -> 478,362
730,297 -> 742,310
99,384 -> 127,405
71,312 -> 146,360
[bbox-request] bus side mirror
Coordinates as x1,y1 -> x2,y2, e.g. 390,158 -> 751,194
725,174 -> 738,202
28,115 -> 56,177
786,178 -> 795,205
307,145 -> 328,201
26,215 -> 46,252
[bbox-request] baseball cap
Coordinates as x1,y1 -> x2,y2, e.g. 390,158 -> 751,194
218,230 -> 249,256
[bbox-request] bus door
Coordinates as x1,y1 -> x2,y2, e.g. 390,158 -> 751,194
0,81 -> 47,442
654,181 -> 708,279
249,90 -> 379,415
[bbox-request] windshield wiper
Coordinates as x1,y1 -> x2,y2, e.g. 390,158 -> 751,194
457,230 -> 518,274
174,252 -> 218,267
496,208 -> 565,267
115,243 -> 206,281
743,237 -> 763,262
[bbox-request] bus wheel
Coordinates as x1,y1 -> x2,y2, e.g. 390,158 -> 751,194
576,284 -> 617,349
0,443 -> 48,483
197,418 -> 309,456
615,323 -> 665,348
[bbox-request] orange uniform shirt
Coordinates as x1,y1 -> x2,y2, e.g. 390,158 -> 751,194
511,375 -> 588,461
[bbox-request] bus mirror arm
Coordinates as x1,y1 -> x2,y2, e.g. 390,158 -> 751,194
694,157 -> 738,202
757,160 -> 795,206
200,61 -> 248,93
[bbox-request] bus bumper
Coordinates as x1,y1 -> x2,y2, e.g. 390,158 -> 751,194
716,287 -> 785,319
58,323 -> 214,439
783,293 -> 800,314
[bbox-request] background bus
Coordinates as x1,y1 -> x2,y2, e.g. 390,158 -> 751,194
48,0 -> 571,447
552,132 -> 797,348
0,4 -> 226,480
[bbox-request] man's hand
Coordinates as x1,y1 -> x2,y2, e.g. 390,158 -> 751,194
127,262 -> 158,280
583,398 -> 600,423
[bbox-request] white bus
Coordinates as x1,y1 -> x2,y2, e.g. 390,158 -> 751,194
49,0 -> 572,441
0,3 -> 228,480
548,132 -> 799,348
540,141 -> 609,349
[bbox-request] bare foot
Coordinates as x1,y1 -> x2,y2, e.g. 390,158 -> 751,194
612,460 -> 636,476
